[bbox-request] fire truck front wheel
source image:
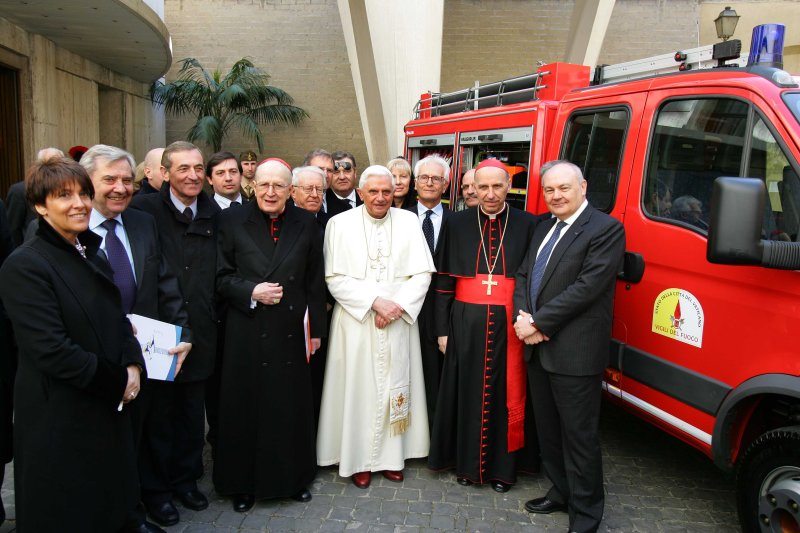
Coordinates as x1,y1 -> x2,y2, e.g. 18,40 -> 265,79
736,426 -> 800,533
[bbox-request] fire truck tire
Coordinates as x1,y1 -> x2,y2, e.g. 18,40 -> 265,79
736,426 -> 800,533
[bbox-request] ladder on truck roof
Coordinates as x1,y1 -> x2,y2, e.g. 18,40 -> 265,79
595,41 -> 747,84
412,40 -> 746,120
412,70 -> 550,120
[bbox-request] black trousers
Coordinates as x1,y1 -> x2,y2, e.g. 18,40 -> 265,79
528,355 -> 604,533
139,379 -> 206,505
419,332 -> 442,431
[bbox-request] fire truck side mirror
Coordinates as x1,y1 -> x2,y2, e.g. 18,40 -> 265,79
707,177 -> 765,266
707,177 -> 800,269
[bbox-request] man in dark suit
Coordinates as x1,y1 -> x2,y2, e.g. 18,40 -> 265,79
404,155 -> 452,427
206,151 -> 247,209
81,144 -> 192,533
290,165 -> 330,421
325,151 -> 362,217
214,158 -> 326,511
513,160 -> 625,533
131,141 -> 221,527
136,148 -> 165,196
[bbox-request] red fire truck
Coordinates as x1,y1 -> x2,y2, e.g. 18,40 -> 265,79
404,25 -> 800,532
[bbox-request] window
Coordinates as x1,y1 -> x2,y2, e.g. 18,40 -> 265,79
644,98 -> 748,231
561,108 -> 628,212
783,92 -> 800,125
748,116 -> 800,241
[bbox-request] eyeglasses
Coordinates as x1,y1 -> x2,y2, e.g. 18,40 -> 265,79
298,185 -> 324,195
418,174 -> 444,184
255,182 -> 289,193
334,161 -> 353,171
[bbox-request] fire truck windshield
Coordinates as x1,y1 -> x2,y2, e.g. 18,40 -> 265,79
783,92 -> 800,124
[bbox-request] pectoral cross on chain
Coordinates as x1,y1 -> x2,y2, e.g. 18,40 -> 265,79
482,273 -> 498,295
370,257 -> 387,280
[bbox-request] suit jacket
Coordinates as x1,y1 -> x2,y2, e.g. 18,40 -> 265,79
513,205 -> 625,376
119,208 -> 191,343
325,188 -> 362,217
135,179 -> 160,196
5,181 -> 34,247
0,220 -> 144,531
405,203 -> 452,341
130,186 -> 221,382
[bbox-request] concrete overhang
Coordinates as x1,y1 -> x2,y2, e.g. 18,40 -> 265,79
0,0 -> 172,83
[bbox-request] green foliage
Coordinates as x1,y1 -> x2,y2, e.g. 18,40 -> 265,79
151,57 -> 308,152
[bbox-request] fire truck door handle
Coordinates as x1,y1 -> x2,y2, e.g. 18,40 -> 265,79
618,252 -> 645,284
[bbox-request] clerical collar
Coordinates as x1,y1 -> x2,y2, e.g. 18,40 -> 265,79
266,207 -> 286,220
479,203 -> 508,220
169,188 -> 197,218
363,205 -> 390,224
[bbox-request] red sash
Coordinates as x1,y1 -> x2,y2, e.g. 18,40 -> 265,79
455,274 -> 525,452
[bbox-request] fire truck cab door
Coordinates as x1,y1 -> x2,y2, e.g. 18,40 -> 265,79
613,85 -> 800,452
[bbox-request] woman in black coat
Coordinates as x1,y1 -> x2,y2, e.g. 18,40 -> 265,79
0,157 -> 145,532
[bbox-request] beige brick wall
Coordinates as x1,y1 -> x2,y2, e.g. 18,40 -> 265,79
163,0 -> 369,168
440,0 -> 699,93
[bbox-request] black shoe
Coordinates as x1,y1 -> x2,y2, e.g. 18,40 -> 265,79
491,480 -> 511,493
177,489 -> 208,511
291,488 -> 312,502
525,496 -> 567,514
145,501 -> 179,527
233,494 -> 255,513
456,477 -> 473,486
127,521 -> 167,533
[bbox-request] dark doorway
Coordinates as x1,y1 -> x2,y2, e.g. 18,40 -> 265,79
0,64 -> 23,199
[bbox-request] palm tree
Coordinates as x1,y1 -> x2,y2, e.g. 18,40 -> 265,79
151,57 -> 308,152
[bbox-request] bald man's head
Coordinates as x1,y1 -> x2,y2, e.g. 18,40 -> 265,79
144,148 -> 166,190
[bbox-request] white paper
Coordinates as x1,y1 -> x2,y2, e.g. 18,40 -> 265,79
128,314 -> 181,381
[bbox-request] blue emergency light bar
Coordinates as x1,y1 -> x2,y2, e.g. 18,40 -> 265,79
747,23 -> 785,68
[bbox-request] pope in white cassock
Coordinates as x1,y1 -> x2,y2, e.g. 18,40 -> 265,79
317,165 -> 435,489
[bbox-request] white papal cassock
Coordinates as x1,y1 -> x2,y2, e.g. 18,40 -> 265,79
317,206 -> 435,477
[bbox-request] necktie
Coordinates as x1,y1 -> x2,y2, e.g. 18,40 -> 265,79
422,210 -> 435,255
183,206 -> 194,221
231,200 -> 240,207
529,220 -> 567,312
100,219 -> 137,313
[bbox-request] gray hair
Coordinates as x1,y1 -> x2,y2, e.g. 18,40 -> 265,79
36,147 -> 64,162
540,160 -> 584,183
414,154 -> 451,182
80,144 -> 136,176
292,166 -> 327,187
302,148 -> 332,166
358,165 -> 395,190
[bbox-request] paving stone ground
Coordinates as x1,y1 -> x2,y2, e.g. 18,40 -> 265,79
0,402 -> 739,532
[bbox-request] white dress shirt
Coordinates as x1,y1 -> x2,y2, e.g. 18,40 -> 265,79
213,193 -> 243,210
536,199 -> 589,259
170,189 -> 198,218
415,202 -> 444,249
89,209 -> 136,282
334,190 -> 357,209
